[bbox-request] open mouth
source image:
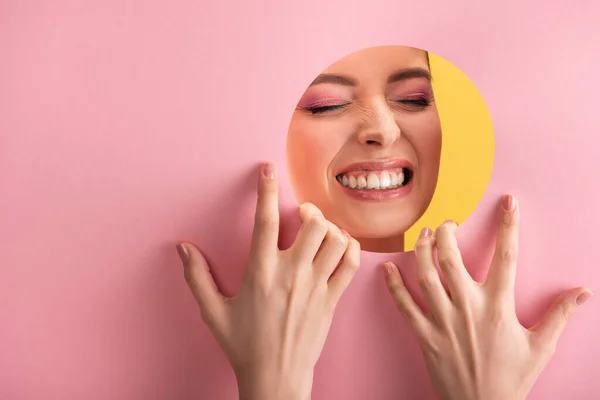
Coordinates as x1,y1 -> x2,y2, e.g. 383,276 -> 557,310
333,159 -> 415,201
335,167 -> 413,190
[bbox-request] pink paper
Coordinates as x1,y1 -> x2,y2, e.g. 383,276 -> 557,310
1,1 -> 598,399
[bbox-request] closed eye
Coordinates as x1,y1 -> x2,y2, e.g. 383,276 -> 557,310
305,104 -> 346,114
397,98 -> 431,107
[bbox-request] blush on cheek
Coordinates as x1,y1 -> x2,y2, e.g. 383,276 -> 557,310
405,112 -> 442,154
288,133 -> 320,170
289,132 -> 337,190
303,142 -> 332,179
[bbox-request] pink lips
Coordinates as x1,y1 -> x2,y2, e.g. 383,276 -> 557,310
335,159 -> 415,202
335,159 -> 414,175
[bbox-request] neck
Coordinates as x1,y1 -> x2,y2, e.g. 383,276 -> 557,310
356,233 -> 404,253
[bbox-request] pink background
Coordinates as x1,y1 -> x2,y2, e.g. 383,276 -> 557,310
2,1 -> 599,399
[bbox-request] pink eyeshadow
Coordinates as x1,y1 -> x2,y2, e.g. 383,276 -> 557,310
298,85 -> 353,108
299,93 -> 348,108
388,80 -> 434,99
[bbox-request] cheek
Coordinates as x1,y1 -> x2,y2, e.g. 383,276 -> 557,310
287,118 -> 346,195
405,115 -> 442,170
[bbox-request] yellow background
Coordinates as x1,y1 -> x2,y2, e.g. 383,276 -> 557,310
403,52 -> 495,250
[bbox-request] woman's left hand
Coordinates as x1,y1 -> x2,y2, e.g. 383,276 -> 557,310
383,195 -> 592,400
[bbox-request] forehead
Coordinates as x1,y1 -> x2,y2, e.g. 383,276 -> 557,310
322,46 -> 429,77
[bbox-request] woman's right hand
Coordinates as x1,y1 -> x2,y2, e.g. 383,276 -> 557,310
176,162 -> 361,400
384,195 -> 592,400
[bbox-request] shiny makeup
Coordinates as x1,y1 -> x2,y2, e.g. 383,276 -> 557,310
286,46 -> 442,253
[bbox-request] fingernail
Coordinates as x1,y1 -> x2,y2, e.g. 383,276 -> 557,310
420,227 -> 432,238
576,291 -> 593,305
502,195 -> 516,212
176,243 -> 190,265
383,262 -> 395,277
262,162 -> 276,179
341,229 -> 351,237
443,219 -> 459,227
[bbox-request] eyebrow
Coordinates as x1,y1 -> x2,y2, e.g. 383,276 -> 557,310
387,67 -> 431,84
309,74 -> 357,87
309,67 -> 431,87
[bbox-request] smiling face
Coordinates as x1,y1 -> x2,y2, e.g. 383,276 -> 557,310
286,46 -> 442,253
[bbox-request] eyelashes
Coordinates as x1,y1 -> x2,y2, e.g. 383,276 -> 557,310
305,104 -> 346,114
303,97 -> 432,115
399,97 -> 431,107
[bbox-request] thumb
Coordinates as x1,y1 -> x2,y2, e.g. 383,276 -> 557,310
531,287 -> 592,349
299,203 -> 341,239
298,202 -> 324,223
177,242 -> 227,325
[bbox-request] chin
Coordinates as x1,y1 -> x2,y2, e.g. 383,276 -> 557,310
338,215 -> 415,239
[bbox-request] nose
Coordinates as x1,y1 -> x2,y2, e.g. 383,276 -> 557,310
356,102 -> 401,147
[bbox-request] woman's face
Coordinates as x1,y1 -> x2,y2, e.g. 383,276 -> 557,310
287,46 -> 442,252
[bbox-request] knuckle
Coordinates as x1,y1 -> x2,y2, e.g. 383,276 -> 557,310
184,269 -> 196,286
329,231 -> 349,248
395,300 -> 419,325
417,271 -> 439,288
348,237 -> 361,253
183,264 -> 199,287
199,307 -> 214,324
256,211 -> 278,228
437,254 -> 460,270
389,282 -> 407,301
502,211 -> 516,226
498,248 -> 518,263
260,179 -> 278,193
395,301 -> 411,319
388,278 -> 402,292
308,215 -> 328,232
436,220 -> 457,234
559,301 -> 574,320
345,257 -> 360,272
342,241 -> 361,271
415,236 -> 433,252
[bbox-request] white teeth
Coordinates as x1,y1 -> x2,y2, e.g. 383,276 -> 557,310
349,176 -> 357,188
380,171 -> 391,189
338,169 -> 408,190
396,171 -> 404,185
357,176 -> 367,189
366,173 -> 380,189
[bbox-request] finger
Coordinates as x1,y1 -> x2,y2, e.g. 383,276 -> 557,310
298,202 -> 324,222
299,203 -> 347,276
327,235 -> 360,301
435,220 -> 474,303
383,261 -> 430,337
177,242 -> 227,326
531,287 -> 592,350
288,203 -> 329,265
313,223 -> 349,279
414,227 -> 452,318
249,162 -> 280,262
485,195 -> 519,301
